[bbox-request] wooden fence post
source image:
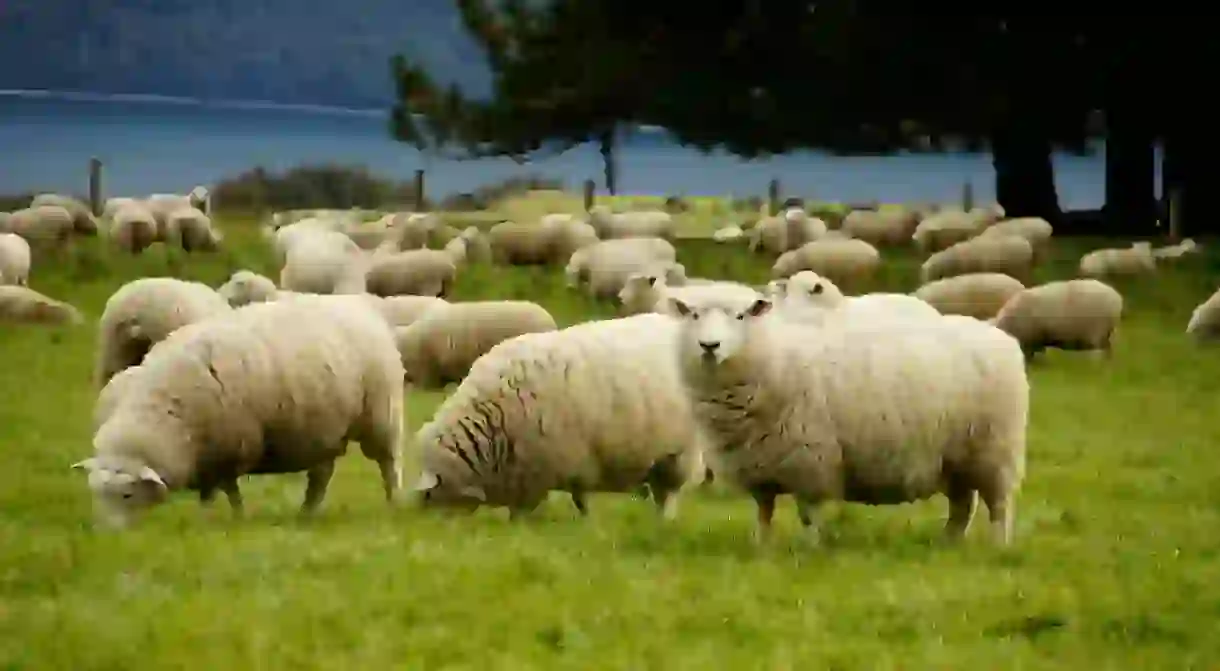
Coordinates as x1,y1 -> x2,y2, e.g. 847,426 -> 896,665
413,169 -> 426,209
583,179 -> 595,211
1168,187 -> 1182,242
961,181 -> 974,211
767,179 -> 780,215
88,157 -> 103,216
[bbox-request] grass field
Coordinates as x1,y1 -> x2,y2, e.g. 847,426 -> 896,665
2,209 -> 1220,669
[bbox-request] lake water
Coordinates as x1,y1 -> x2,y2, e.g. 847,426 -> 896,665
0,91 -> 1154,210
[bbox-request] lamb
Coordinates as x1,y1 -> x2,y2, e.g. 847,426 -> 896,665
411,313 -> 707,518
840,207 -> 919,246
979,217 -> 1053,257
667,289 -> 1028,546
913,273 -> 1026,319
990,279 -> 1123,360
0,233 -> 31,286
72,296 -> 406,529
95,277 -> 232,388
911,204 -> 1003,253
775,271 -> 939,326
1079,242 -> 1156,278
167,207 -> 222,252
920,234 -> 1034,284
1153,238 -> 1200,261
217,270 -> 280,307
565,237 -> 677,299
29,193 -> 100,236
747,208 -> 828,255
278,230 -> 367,295
0,285 -> 84,325
1186,287 -> 1220,341
109,203 -> 160,254
588,206 -> 677,241
394,300 -> 558,388
5,205 -> 75,252
362,248 -> 457,298
770,238 -> 882,291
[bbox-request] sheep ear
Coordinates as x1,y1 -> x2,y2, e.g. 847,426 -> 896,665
71,458 -> 99,473
412,471 -> 440,492
138,466 -> 167,490
459,486 -> 486,502
747,298 -> 772,317
646,276 -> 658,287
669,298 -> 692,317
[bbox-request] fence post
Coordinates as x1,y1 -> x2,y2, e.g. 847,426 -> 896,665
413,169 -> 426,209
583,179 -> 595,211
1168,187 -> 1182,242
961,181 -> 974,211
88,157 -> 103,216
767,179 -> 780,215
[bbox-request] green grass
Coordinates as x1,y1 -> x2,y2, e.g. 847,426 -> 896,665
3,218 -> 1220,669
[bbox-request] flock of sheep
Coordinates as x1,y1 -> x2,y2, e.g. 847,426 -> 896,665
4,190 -> 1220,547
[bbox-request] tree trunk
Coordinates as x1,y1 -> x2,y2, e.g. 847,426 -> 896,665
1165,122 -> 1213,239
1103,104 -> 1156,235
990,122 -> 1061,222
599,128 -> 618,195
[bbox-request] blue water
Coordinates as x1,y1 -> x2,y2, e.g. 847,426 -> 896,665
0,91 -> 1154,209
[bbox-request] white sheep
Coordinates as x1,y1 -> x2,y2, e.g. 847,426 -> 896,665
990,279 -> 1123,360
712,225 -> 744,243
588,206 -> 677,241
217,270 -> 280,307
1153,238 -> 1199,261
278,230 -> 367,295
109,202 -> 160,254
618,272 -> 760,316
0,285 -> 84,325
30,193 -> 99,236
775,271 -> 938,326
394,300 -> 558,388
72,296 -> 406,529
747,209 -> 827,255
6,205 -> 74,252
441,226 -> 492,266
271,218 -> 348,262
362,248 -> 457,298
920,234 -> 1034,284
1186,287 -> 1220,341
1078,242 -> 1156,278
840,207 -> 919,246
565,237 -> 677,298
0,233 -> 31,286
911,205 -> 1002,253
167,207 -> 222,252
412,312 -> 707,518
913,273 -> 1026,319
978,217 -> 1053,257
771,238 -> 882,290
95,277 -> 232,388
376,295 -> 448,328
667,289 -> 1028,545
488,217 -> 599,266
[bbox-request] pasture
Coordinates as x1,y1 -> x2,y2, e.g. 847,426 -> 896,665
2,203 -> 1219,669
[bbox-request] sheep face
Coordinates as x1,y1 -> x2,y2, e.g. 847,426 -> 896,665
618,273 -> 660,309
71,457 -> 168,529
670,294 -> 772,365
411,470 -> 484,513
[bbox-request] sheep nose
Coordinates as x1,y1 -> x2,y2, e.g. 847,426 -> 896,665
699,340 -> 720,353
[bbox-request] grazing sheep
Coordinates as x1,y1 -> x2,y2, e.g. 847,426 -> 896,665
618,272 -> 760,316
1186,287 -> 1220,341
73,296 -> 406,529
271,218 -> 347,263
565,237 -> 677,299
771,238 -> 882,290
991,279 -> 1124,360
95,277 -> 232,388
667,289 -> 1028,546
0,233 -> 31,286
920,234 -> 1034,284
376,295 -> 448,328
109,203 -> 160,255
840,207 -> 919,246
394,300 -> 558,388
30,193 -> 99,236
6,205 -> 74,252
102,197 -> 141,219
747,209 -> 827,255
362,248 -> 457,298
913,273 -> 1027,319
979,217 -> 1053,257
441,226 -> 491,266
0,285 -> 84,325
278,230 -> 366,295
776,271 -> 939,326
167,207 -> 222,252
412,313 -> 707,518
1079,242 -> 1156,278
911,205 -> 1002,253
588,206 -> 677,241
217,270 -> 280,307
712,225 -> 744,243
1153,238 -> 1199,261
488,218 -> 599,266
376,212 -> 444,251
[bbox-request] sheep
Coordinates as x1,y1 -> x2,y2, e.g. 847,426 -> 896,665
488,218 -> 599,266
278,230 -> 367,295
747,209 -> 828,255
377,295 -> 448,328
167,207 -> 222,252
565,237 -> 677,299
143,194 -> 195,244
588,206 -> 677,241
441,226 -> 492,266
72,296 -> 406,529
712,225 -> 744,243
188,185 -> 210,214
102,197 -> 141,219
979,217 -> 1053,257
0,285 -> 84,325
776,271 -> 939,326
770,238 -> 882,290
6,205 -> 74,252
362,248 -> 457,298
29,193 -> 99,236
1079,242 -> 1156,278
0,233 -> 31,286
411,312 -> 707,518
1186,287 -> 1220,341
1153,238 -> 1199,261
376,212 -> 444,251
95,277 -> 232,388
920,234 -> 1034,284
990,279 -> 1124,360
394,300 -> 558,388
618,272 -> 759,316
109,203 -> 160,255
271,218 -> 347,263
913,273 -> 1027,319
840,207 -> 919,246
217,270 -> 280,307
667,289 -> 1028,546
911,205 -> 1002,253
342,218 -> 394,250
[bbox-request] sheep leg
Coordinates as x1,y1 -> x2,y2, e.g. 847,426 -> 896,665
750,488 -> 778,544
220,480 -> 244,516
943,482 -> 977,540
508,500 -> 542,521
795,499 -> 822,546
977,484 -> 1015,546
375,458 -> 402,505
570,490 -> 589,517
299,460 -> 337,516
650,486 -> 681,521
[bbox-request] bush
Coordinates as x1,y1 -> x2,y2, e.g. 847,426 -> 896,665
210,164 -> 422,213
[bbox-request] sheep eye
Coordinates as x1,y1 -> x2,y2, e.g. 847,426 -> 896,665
812,284 -> 823,294
736,313 -> 745,320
